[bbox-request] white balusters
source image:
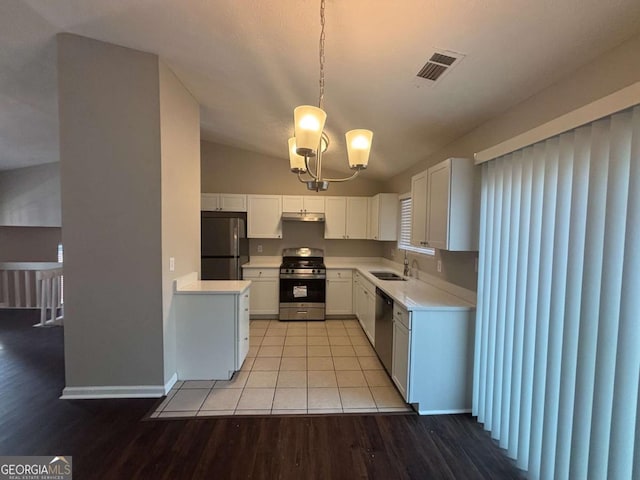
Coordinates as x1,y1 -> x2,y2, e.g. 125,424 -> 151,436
0,263 -> 64,326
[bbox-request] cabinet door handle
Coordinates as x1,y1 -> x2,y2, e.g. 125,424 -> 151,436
244,294 -> 249,298
244,308 -> 249,312
244,337 -> 248,341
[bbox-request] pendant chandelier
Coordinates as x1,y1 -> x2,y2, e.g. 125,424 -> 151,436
288,0 -> 373,192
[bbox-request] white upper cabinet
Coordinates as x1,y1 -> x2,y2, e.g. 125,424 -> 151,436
410,171 -> 428,247
410,158 -> 476,251
201,193 -> 247,212
247,195 -> 282,238
324,196 -> 368,239
324,197 -> 347,239
346,197 -> 368,239
426,157 -> 476,251
302,196 -> 325,213
201,193 -> 220,211
368,193 -> 398,241
282,195 -> 325,213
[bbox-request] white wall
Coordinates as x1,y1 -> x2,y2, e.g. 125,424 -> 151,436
159,61 -> 201,386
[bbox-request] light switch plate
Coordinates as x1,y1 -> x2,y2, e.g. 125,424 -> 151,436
437,260 -> 442,273
169,257 -> 175,272
257,245 -> 263,253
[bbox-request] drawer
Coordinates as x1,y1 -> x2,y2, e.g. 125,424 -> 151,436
243,268 -> 279,279
327,269 -> 352,280
393,304 -> 411,330
279,305 -> 325,321
360,276 -> 375,295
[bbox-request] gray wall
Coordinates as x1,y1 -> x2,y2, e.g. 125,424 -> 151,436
159,61 -> 201,385
58,34 -> 164,388
201,140 -> 385,196
380,32 -> 640,291
0,163 -> 61,226
249,221 -> 386,258
202,140 -> 388,258
0,226 -> 61,262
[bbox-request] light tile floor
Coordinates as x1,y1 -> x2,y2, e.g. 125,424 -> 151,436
151,319 -> 413,418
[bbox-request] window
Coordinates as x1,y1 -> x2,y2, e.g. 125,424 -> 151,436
397,195 -> 435,255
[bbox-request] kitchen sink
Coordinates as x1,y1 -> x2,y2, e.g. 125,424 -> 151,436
370,271 -> 407,281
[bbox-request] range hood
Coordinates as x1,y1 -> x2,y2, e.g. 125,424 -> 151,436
281,212 -> 325,222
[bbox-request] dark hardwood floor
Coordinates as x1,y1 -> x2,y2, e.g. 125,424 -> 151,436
0,309 -> 524,479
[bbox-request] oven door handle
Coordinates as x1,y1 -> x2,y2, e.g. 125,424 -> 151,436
279,274 -> 326,280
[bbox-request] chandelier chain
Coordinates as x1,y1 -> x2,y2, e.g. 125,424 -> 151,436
318,0 -> 325,109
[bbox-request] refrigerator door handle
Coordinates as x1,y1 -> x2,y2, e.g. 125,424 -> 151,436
233,220 -> 239,258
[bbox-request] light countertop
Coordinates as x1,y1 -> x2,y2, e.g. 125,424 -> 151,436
174,280 -> 251,295
242,257 -> 474,312
329,261 -> 474,312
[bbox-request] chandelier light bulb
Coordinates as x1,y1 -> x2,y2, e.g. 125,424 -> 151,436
351,134 -> 370,150
300,115 -> 321,131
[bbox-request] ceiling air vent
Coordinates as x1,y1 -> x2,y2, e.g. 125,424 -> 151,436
416,50 -> 465,83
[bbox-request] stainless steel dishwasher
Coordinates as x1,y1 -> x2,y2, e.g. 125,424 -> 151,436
374,287 -> 394,374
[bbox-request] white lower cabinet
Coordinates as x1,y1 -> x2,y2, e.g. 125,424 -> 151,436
242,268 -> 279,315
326,269 -> 353,315
237,291 -> 250,365
353,272 -> 375,344
395,307 -> 474,414
176,287 -> 251,381
392,305 -> 410,400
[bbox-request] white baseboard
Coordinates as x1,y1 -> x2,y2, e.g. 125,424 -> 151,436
60,384 -> 168,400
417,408 -> 472,415
163,372 -> 178,394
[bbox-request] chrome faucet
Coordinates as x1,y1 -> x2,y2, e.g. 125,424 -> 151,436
403,251 -> 410,277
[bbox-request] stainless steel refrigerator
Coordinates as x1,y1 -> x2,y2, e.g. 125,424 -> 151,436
201,211 -> 249,280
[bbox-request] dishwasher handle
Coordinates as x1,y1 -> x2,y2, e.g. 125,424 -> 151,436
375,287 -> 393,306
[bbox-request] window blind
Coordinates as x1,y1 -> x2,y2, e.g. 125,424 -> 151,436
474,105 -> 640,479
397,197 -> 435,255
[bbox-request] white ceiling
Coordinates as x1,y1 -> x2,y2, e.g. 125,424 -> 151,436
2,1 -> 640,178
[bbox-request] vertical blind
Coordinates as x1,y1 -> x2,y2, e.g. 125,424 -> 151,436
473,105 -> 640,479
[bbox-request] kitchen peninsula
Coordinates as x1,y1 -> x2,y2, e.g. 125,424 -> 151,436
173,273 -> 251,381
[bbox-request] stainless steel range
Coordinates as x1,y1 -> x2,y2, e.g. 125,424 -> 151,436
279,247 -> 326,321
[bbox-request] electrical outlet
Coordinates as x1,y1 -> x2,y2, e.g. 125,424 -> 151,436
390,248 -> 395,258
437,260 -> 442,273
169,257 -> 175,272
257,245 -> 263,253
